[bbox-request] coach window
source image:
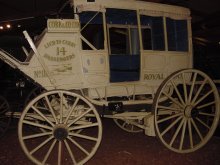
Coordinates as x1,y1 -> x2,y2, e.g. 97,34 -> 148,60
79,11 -> 104,50
106,8 -> 140,82
140,15 -> 165,51
166,18 -> 188,51
106,8 -> 140,55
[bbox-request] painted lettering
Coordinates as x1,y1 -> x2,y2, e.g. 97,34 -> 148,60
48,20 -> 79,29
44,40 -> 75,49
144,73 -> 164,80
43,53 -> 75,62
34,70 -> 47,78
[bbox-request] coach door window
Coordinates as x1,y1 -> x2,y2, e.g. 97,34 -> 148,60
106,8 -> 140,82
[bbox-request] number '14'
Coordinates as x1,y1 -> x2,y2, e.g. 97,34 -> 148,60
57,47 -> 67,56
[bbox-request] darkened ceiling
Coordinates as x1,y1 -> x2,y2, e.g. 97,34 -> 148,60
0,0 -> 220,45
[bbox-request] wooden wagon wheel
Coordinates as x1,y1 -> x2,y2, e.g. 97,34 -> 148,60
153,69 -> 220,153
18,90 -> 102,165
113,118 -> 143,133
0,95 -> 11,138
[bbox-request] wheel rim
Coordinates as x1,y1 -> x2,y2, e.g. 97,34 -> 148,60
25,86 -> 44,106
153,69 -> 220,153
18,90 -> 102,165
0,96 -> 11,138
113,118 -> 143,133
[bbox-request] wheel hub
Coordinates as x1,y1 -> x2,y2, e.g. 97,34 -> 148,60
184,105 -> 198,118
53,125 -> 68,141
184,105 -> 193,118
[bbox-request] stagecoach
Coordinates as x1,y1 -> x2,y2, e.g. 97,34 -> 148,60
0,0 -> 219,164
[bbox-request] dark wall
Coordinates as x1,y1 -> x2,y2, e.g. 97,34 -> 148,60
194,43 -> 220,79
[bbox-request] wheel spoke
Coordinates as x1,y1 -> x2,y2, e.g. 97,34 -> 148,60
195,117 -> 211,129
30,136 -> 54,155
191,78 -> 208,104
157,106 -> 182,115
162,91 -> 184,108
158,105 -> 182,112
157,113 -> 183,124
24,113 -> 53,122
123,119 -> 141,131
179,119 -> 187,150
23,119 -> 53,130
197,101 -> 215,109
171,80 -> 185,105
188,119 -> 194,149
191,118 -> 203,141
35,106 -> 50,111
59,92 -> 63,124
122,121 -> 127,128
182,73 -> 188,103
32,105 -> 55,127
198,112 -> 215,117
194,89 -> 214,107
64,140 -> 77,164
45,96 -> 58,124
64,97 -> 79,124
58,141 -> 62,165
169,118 -> 185,147
67,136 -> 90,155
23,132 -> 53,140
67,108 -> 92,127
69,132 -> 98,141
69,122 -> 99,131
188,73 -> 197,103
126,120 -> 143,129
42,139 -> 57,164
161,116 -> 182,136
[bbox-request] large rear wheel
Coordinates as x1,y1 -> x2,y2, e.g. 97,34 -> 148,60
153,69 -> 220,153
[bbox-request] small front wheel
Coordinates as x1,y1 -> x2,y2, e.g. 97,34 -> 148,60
153,69 -> 220,153
18,90 -> 102,165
